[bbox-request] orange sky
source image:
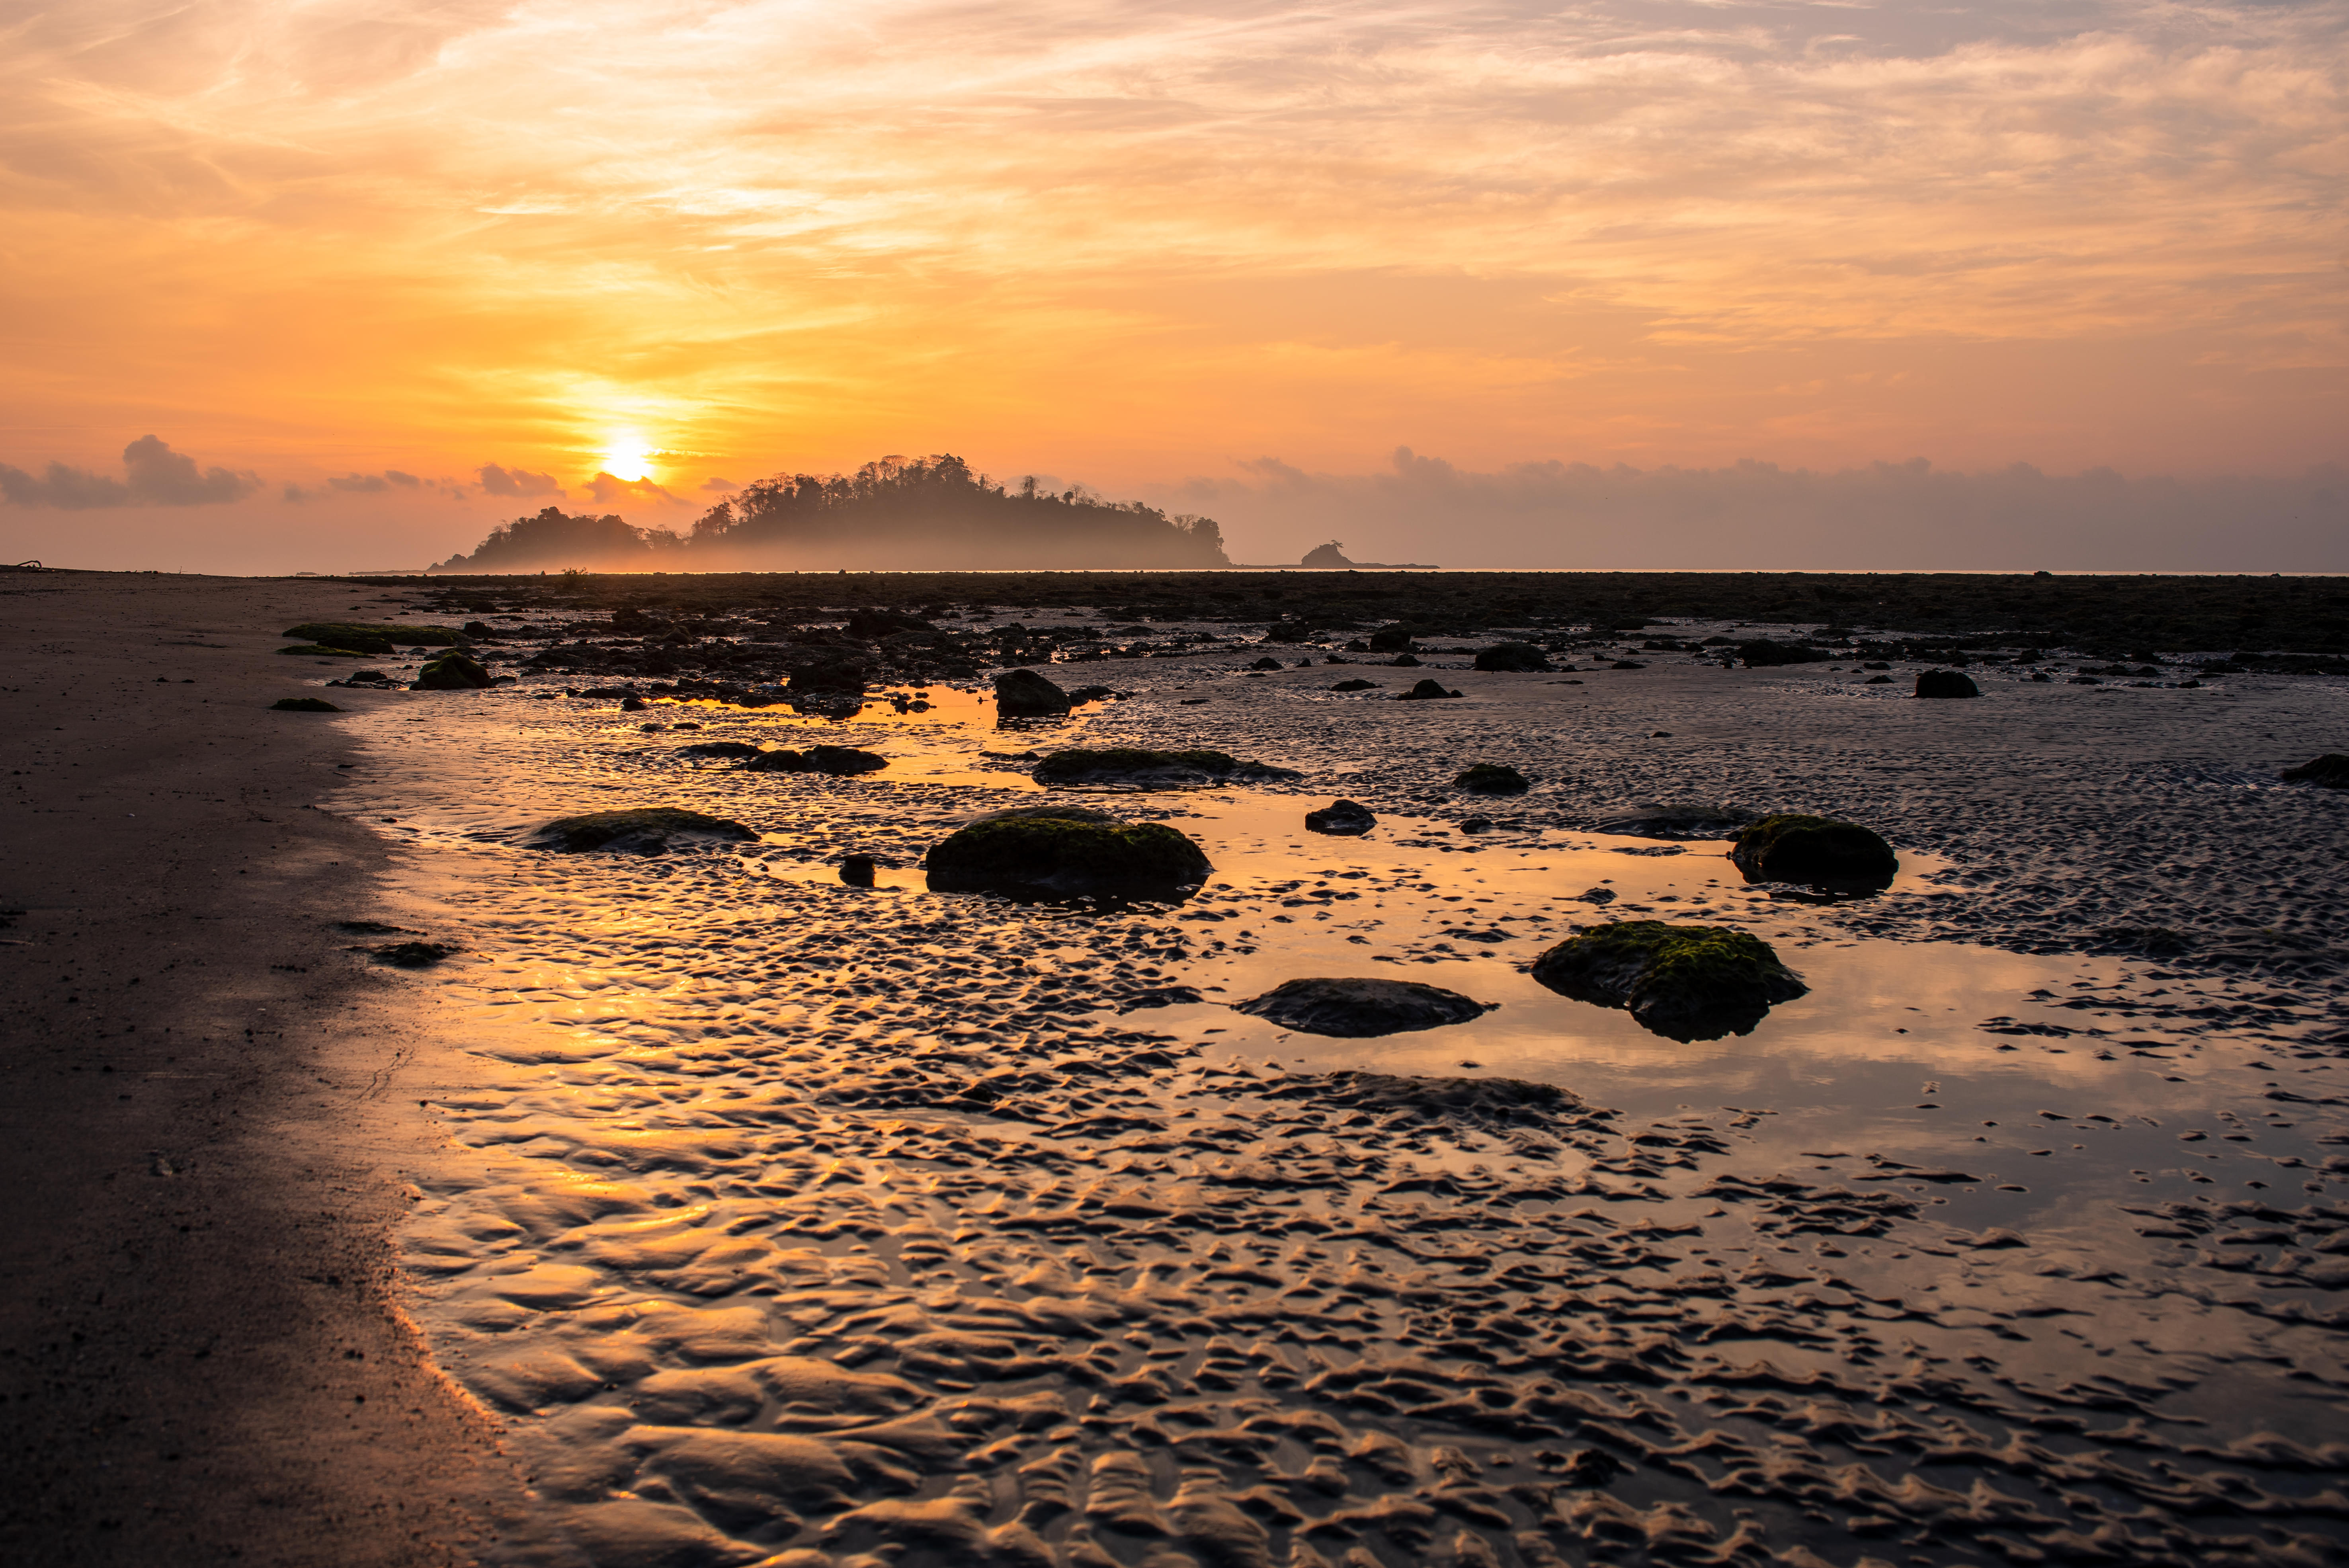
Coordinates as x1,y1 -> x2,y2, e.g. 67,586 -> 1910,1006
1,0 -> 2343,570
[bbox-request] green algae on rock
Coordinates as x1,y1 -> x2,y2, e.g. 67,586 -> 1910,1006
1531,920 -> 1807,1041
283,620 -> 466,651
1455,763 -> 1530,795
1233,976 -> 1496,1038
1033,747 -> 1300,789
529,807 -> 758,854
269,696 -> 343,712
925,806 -> 1210,895
411,650 -> 493,690
1730,812 -> 1898,887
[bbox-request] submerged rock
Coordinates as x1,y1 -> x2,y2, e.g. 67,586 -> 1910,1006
744,745 -> 888,775
1472,642 -> 1553,672
1305,799 -> 1377,835
1915,668 -> 1981,699
1531,921 -> 1806,1041
373,941 -> 457,968
1313,1070 -> 1574,1124
1595,802 -> 1756,840
1730,812 -> 1898,887
1394,678 -> 1462,700
2281,754 -> 2349,788
529,808 -> 758,854
993,667 -> 1071,717
1033,748 -> 1300,789
1455,763 -> 1529,795
1234,977 -> 1496,1038
412,650 -> 492,690
270,696 -> 342,712
676,741 -> 763,761
924,805 -> 1211,895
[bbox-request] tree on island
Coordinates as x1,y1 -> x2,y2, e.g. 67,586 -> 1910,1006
430,453 -> 1227,573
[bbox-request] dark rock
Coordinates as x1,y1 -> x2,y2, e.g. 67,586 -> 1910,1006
1472,642 -> 1552,672
373,941 -> 457,968
1388,654 -> 1422,668
1367,626 -> 1416,653
1578,887 -> 1616,904
2281,754 -> 2349,788
924,805 -> 1211,895
1730,813 -> 1898,888
1394,679 -> 1461,700
1120,985 -> 1205,1011
1738,640 -> 1831,668
1594,802 -> 1756,840
1609,659 -> 1646,670
1248,656 -> 1284,671
1033,748 -> 1300,789
1455,763 -> 1529,794
1531,921 -> 1806,1041
270,697 -> 342,712
411,651 -> 492,690
1915,668 -> 1980,698
1329,679 -> 1380,692
1064,685 -> 1114,703
993,667 -> 1071,717
784,647 -> 870,693
1305,799 -> 1377,835
619,695 -> 648,711
845,608 -> 932,638
529,808 -> 758,854
744,746 -> 888,775
283,621 -> 465,652
277,644 -> 371,659
1457,816 -> 1494,833
1233,977 -> 1496,1038
1865,674 -> 1893,684
840,854 -> 877,887
1302,1071 -> 1575,1126
676,741 -> 764,761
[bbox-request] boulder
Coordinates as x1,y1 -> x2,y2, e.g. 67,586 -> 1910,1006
1233,977 -> 1496,1038
1032,748 -> 1300,789
744,746 -> 888,775
529,808 -> 758,854
1388,653 -> 1423,668
993,667 -> 1071,717
1248,656 -> 1284,671
924,805 -> 1211,895
1738,640 -> 1831,668
270,697 -> 343,712
1915,668 -> 1980,699
1329,679 -> 1380,692
412,651 -> 492,690
2280,754 -> 2349,788
1729,813 -> 1898,887
1594,802 -> 1756,840
1455,763 -> 1529,794
283,621 -> 467,652
1305,799 -> 1377,836
1531,921 -> 1807,1041
1367,626 -> 1416,653
1473,642 -> 1553,672
1394,679 -> 1462,700
839,854 -> 878,887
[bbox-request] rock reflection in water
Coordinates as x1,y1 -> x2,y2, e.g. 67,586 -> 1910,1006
328,691 -> 2347,1568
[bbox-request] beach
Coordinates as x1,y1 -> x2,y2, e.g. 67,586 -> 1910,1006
5,569 -> 2346,1568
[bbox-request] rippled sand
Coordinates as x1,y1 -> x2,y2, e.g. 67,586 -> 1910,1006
326,658 -> 2348,1568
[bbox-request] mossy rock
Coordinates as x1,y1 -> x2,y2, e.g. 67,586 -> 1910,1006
2281,754 -> 2349,788
1305,799 -> 1377,835
270,697 -> 343,712
277,644 -> 371,658
1531,921 -> 1807,1041
528,807 -> 758,854
411,650 -> 492,690
1455,763 -> 1529,794
744,745 -> 888,775
925,807 -> 1210,895
283,621 -> 465,651
1033,748 -> 1300,789
1730,813 -> 1898,887
1472,642 -> 1553,672
1234,977 -> 1495,1038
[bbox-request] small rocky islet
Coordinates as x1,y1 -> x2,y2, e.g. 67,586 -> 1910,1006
292,578 -> 2349,1568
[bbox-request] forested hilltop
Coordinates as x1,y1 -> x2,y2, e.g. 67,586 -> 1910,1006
430,454 -> 1228,573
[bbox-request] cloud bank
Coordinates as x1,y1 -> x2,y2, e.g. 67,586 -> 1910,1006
0,436 -> 260,509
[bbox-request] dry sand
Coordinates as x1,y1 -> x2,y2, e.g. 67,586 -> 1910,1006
0,571 -> 519,1564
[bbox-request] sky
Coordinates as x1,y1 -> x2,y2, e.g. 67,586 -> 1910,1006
0,0 -> 2343,572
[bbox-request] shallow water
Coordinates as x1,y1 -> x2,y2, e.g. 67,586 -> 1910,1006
327,680 -> 2347,1568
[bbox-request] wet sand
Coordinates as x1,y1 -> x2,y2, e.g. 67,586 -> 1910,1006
8,572 -> 2347,1568
0,572 -> 516,1564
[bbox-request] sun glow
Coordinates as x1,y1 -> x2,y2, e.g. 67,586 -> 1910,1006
601,438 -> 652,482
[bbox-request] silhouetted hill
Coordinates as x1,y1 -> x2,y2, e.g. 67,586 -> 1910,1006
431,454 -> 1227,572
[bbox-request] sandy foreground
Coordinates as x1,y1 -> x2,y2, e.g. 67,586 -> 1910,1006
5,570 -> 2347,1568
0,572 -> 520,1564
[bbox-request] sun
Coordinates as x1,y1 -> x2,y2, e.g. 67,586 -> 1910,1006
601,437 -> 653,482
